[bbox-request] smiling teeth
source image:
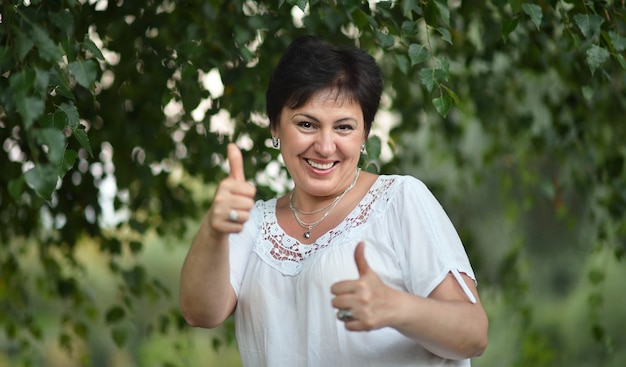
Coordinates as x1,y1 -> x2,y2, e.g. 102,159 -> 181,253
307,160 -> 334,170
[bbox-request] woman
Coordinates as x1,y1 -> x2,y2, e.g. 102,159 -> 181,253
180,35 -> 488,366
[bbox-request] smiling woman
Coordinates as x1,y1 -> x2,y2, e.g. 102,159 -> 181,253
179,35 -> 488,367
273,89 -> 366,203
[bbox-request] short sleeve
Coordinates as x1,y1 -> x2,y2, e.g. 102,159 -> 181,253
389,176 -> 476,303
229,200 -> 262,298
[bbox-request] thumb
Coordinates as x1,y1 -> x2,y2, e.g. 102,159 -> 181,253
227,143 -> 245,182
354,242 -> 370,277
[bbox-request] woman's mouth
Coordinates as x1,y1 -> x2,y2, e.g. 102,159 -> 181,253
306,159 -> 335,170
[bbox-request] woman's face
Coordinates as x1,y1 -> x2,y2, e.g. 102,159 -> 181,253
273,89 -> 365,199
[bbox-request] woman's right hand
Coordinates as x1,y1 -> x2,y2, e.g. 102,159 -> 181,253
180,142 -> 253,328
205,143 -> 256,238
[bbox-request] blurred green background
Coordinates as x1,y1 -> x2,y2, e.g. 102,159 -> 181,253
1,1 -> 625,366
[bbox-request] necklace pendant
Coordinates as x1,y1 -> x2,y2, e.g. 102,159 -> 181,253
303,230 -> 311,239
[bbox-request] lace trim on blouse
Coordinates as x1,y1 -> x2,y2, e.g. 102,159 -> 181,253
254,176 -> 396,276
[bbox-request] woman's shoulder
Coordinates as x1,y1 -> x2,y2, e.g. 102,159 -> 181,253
369,174 -> 440,214
253,197 -> 277,209
249,198 -> 278,223
375,173 -> 428,194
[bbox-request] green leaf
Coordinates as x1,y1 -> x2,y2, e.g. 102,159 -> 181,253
434,0 -> 450,26
32,26 -> 64,62
433,95 -> 452,117
408,43 -> 430,66
419,68 -> 447,93
361,135 -> 382,173
350,8 -> 369,28
8,178 -> 24,202
591,324 -> 605,343
16,97 -> 45,129
129,241 -> 143,254
72,126 -> 94,158
586,45 -> 610,75
56,277 -> 77,297
286,0 -> 308,12
123,265 -> 147,297
509,0 -> 524,12
50,10 -> 74,34
366,136 -> 382,158
522,3 -> 542,30
59,103 -> 80,128
68,60 -> 98,89
41,111 -> 69,129
180,70 -> 203,114
377,1 -> 393,10
105,306 -> 126,324
111,326 -> 128,347
73,321 -> 88,340
59,333 -> 71,352
34,128 -> 67,165
418,59 -> 449,93
24,163 -> 59,199
581,86 -> 594,102
419,68 -> 436,92
609,31 -> 626,52
393,53 -> 409,75
437,27 -> 452,45
375,31 -> 395,49
83,38 -> 105,61
616,54 -> 626,70
442,84 -> 461,106
239,47 -> 254,63
402,0 -> 421,17
501,17 -> 519,41
574,13 -> 604,40
401,21 -> 419,37
54,83 -> 75,100
9,69 -> 35,95
60,149 -> 78,176
588,292 -> 603,308
16,30 -> 34,61
34,68 -> 50,96
423,1 -> 438,28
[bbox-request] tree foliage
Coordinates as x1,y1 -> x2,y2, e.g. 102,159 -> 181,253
1,0 -> 625,366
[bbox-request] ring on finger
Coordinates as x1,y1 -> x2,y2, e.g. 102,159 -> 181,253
337,309 -> 354,322
228,209 -> 239,222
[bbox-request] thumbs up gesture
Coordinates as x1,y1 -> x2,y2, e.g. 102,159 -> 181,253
206,143 -> 256,237
330,242 -> 395,331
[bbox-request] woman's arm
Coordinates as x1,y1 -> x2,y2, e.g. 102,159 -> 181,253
331,242 -> 488,359
179,144 -> 256,328
387,273 -> 488,359
179,215 -> 238,328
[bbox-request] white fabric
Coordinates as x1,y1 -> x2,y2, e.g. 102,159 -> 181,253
229,175 -> 476,367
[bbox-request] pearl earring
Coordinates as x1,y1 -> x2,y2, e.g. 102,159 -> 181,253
360,143 -> 366,154
272,136 -> 280,148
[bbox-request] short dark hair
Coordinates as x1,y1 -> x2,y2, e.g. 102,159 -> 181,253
265,35 -> 383,137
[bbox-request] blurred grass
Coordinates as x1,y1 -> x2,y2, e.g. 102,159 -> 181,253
2,215 -> 624,366
0,229 -> 242,367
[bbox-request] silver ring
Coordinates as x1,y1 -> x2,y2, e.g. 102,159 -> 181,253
228,209 -> 239,222
337,309 -> 354,322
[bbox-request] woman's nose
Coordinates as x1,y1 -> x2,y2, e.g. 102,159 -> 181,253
313,131 -> 335,156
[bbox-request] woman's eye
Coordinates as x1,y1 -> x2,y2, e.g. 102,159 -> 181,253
337,124 -> 355,131
297,121 -> 314,129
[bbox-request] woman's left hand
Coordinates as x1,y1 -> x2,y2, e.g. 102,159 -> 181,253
330,241 -> 396,331
331,242 -> 488,358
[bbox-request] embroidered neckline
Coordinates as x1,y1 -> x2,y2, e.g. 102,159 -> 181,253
254,176 -> 397,276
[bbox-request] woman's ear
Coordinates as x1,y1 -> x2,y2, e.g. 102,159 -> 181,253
270,124 -> 280,148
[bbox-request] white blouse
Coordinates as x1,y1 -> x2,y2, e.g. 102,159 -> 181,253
229,175 -> 476,367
